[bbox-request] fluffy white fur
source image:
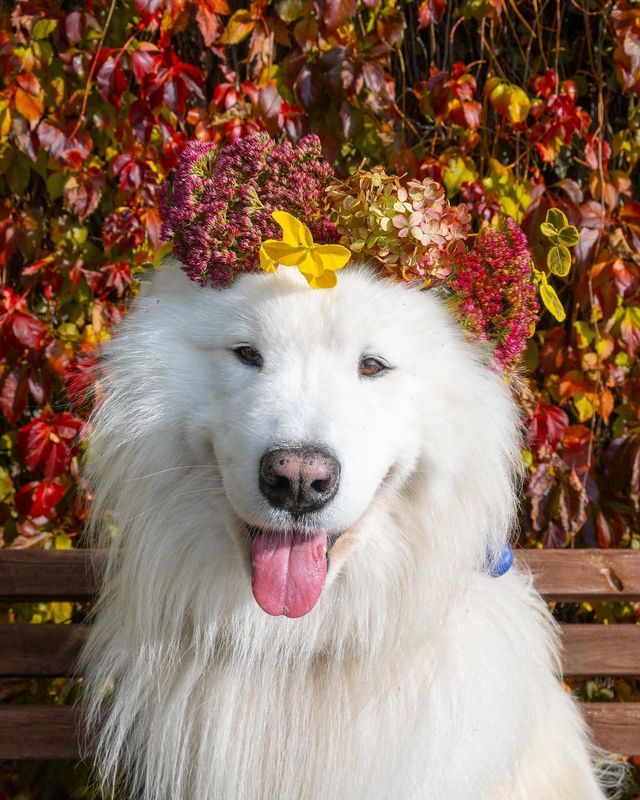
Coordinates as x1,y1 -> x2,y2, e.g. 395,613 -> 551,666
81,261 -> 613,799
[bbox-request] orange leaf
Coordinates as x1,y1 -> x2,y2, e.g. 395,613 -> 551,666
599,387 -> 615,424
14,73 -> 44,125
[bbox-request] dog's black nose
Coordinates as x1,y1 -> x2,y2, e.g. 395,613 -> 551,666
259,447 -> 340,514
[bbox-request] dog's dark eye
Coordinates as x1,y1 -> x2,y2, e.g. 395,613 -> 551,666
233,345 -> 263,369
358,356 -> 390,378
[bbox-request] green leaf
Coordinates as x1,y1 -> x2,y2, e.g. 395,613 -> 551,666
546,207 -> 568,230
442,156 -> 478,196
275,0 -> 307,22
0,466 -> 14,503
573,321 -> 594,348
46,170 -> 66,200
31,18 -> 58,39
539,276 -> 566,321
547,244 -> 571,277
32,40 -> 53,65
6,152 -> 30,194
557,225 -> 580,247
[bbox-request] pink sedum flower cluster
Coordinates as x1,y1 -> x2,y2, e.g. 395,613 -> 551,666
159,133 -> 337,287
450,218 -> 539,370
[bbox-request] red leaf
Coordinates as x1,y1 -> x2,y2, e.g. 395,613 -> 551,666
196,0 -> 229,47
131,44 -> 161,86
102,207 -> 144,251
619,199 -> 640,229
322,0 -> 357,33
527,403 -> 569,453
9,311 -> 46,350
258,83 -> 284,120
101,261 -> 133,295
95,50 -> 129,110
295,65 -> 323,109
0,368 -> 29,423
17,411 -> 84,479
584,136 -> 611,171
213,82 -> 238,110
63,351 -> 97,413
146,51 -> 203,114
15,480 -> 66,518
128,99 -> 156,144
141,206 -> 161,249
63,170 -> 105,220
561,424 -> 592,474
418,0 -> 446,28
37,121 -> 92,168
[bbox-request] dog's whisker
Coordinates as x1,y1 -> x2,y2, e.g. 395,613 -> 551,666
124,464 -> 220,482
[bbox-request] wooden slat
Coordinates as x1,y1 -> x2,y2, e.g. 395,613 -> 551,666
0,625 -> 88,677
582,703 -> 640,755
0,549 -> 96,601
0,548 -> 638,602
562,625 -> 640,677
517,549 -> 640,601
0,621 -> 636,679
0,703 -> 637,759
0,622 -> 632,682
0,706 -> 81,759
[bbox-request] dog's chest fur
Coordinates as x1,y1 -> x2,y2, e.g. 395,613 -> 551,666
132,584 -> 542,800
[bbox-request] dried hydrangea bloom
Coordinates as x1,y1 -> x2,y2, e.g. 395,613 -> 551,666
325,166 -> 471,282
449,218 -> 539,370
159,133 -> 338,287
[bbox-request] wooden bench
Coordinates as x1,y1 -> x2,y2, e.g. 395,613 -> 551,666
0,548 -> 638,760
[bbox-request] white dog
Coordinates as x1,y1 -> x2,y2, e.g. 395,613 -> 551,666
81,261 -> 615,799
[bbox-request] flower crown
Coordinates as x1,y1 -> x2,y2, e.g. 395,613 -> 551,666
159,133 -> 538,370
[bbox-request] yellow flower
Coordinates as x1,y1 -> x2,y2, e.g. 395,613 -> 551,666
259,211 -> 351,289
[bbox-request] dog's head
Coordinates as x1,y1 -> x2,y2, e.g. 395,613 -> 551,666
88,262 -> 521,622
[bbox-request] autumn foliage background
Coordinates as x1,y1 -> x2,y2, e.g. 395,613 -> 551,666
1,0 -> 640,796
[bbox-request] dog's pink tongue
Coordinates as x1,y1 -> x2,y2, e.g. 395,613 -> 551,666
251,531 -> 327,618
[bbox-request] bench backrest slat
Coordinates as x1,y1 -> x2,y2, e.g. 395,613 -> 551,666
0,623 -> 638,679
1,703 -> 638,760
1,548 -> 639,602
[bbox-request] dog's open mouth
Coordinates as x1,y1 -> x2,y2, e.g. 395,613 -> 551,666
246,526 -> 341,618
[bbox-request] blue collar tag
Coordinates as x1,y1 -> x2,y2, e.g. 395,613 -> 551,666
486,544 -> 513,577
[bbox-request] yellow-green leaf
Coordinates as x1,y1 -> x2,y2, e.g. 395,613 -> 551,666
31,18 -> 58,39
442,155 -> 478,196
153,241 -> 174,268
539,277 -> 566,321
546,207 -> 568,230
540,221 -> 558,240
219,9 -> 256,44
574,391 -> 595,422
558,225 -> 580,247
547,244 -> 571,277
56,322 -> 80,342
